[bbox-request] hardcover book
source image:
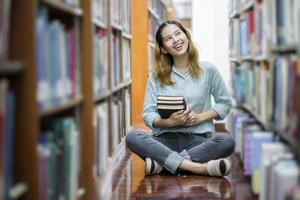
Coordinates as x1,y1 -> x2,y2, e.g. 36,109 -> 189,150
157,95 -> 186,119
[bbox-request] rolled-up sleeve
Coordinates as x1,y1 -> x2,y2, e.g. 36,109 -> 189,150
142,74 -> 160,129
210,65 -> 232,120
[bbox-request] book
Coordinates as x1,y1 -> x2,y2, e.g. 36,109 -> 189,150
0,0 -> 11,63
157,95 -> 186,119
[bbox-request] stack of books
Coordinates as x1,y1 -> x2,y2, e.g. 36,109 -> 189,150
157,95 -> 186,119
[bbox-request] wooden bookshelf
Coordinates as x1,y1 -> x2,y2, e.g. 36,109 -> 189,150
94,90 -> 111,103
0,61 -> 23,77
229,0 -> 300,196
2,0 -> 170,198
229,0 -> 300,133
4,0 -> 135,199
40,0 -> 83,16
39,95 -> 83,118
93,18 -> 107,29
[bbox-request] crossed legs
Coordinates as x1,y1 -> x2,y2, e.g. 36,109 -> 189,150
125,129 -> 235,175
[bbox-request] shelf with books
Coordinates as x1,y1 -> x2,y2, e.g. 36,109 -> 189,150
148,7 -> 160,21
239,103 -> 297,148
40,0 -> 83,16
7,0 -> 91,199
229,57 -> 241,63
242,0 -> 254,12
229,0 -> 300,197
39,95 -> 83,117
91,0 -> 133,181
270,44 -> 298,54
240,55 -> 252,62
239,103 -> 270,130
94,90 -> 111,103
111,23 -> 123,31
92,18 -> 107,29
253,55 -> 269,62
0,61 -> 23,77
122,32 -> 132,40
111,80 -> 132,94
229,11 -> 240,19
147,0 -> 167,75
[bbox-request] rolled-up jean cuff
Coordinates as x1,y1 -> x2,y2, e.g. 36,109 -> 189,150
164,152 -> 185,174
179,150 -> 191,160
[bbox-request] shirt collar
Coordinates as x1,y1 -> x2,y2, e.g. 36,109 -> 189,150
172,66 -> 189,79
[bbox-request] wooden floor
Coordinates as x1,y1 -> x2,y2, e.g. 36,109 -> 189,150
94,147 -> 258,200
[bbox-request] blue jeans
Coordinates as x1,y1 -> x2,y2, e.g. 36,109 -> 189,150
125,130 -> 235,174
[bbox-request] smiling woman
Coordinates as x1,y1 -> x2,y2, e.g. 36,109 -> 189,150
125,20 -> 235,177
153,21 -> 201,85
160,24 -> 189,56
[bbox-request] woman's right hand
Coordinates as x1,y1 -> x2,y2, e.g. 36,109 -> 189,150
168,108 -> 191,127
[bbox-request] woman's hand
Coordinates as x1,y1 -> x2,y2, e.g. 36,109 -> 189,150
184,110 -> 203,126
168,107 -> 192,127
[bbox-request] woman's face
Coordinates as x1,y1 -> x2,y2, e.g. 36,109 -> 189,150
160,24 -> 189,57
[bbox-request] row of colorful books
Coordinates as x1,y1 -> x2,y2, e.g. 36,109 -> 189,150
0,79 -> 15,199
227,108 -> 300,200
38,117 -> 80,200
36,7 -> 81,110
93,88 -> 131,176
230,55 -> 299,136
229,0 -> 300,60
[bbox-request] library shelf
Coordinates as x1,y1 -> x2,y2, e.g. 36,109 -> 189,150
240,55 -> 253,61
111,22 -> 123,31
92,18 -> 107,29
229,57 -> 241,63
148,7 -> 160,21
111,80 -> 132,94
240,103 -> 296,144
228,0 -> 300,197
122,32 -> 132,40
239,104 -> 270,130
242,0 -> 254,12
40,0 -> 83,16
0,61 -> 23,77
123,79 -> 132,88
39,95 -> 83,118
253,55 -> 269,61
94,90 -> 111,103
229,11 -> 240,19
271,44 -> 298,53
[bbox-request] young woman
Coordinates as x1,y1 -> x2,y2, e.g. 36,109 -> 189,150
126,20 -> 235,176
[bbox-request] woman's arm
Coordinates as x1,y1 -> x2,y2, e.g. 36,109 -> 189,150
185,64 -> 232,126
209,65 -> 232,120
142,75 -> 160,129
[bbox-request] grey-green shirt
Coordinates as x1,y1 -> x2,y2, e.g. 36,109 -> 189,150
143,61 -> 232,136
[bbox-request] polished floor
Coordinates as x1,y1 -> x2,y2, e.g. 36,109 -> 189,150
95,148 -> 258,200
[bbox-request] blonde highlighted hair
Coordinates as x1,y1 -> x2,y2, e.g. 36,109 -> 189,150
153,20 -> 201,86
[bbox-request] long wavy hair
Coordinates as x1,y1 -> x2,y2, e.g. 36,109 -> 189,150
153,20 -> 201,86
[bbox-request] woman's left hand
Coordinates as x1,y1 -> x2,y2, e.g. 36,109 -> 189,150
184,110 -> 202,126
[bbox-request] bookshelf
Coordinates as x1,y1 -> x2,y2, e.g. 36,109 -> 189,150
228,0 -> 300,197
0,62 -> 23,78
130,0 -> 170,125
1,0 -> 133,199
147,0 -> 168,74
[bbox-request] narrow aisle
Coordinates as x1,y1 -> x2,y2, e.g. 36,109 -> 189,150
96,144 -> 257,199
